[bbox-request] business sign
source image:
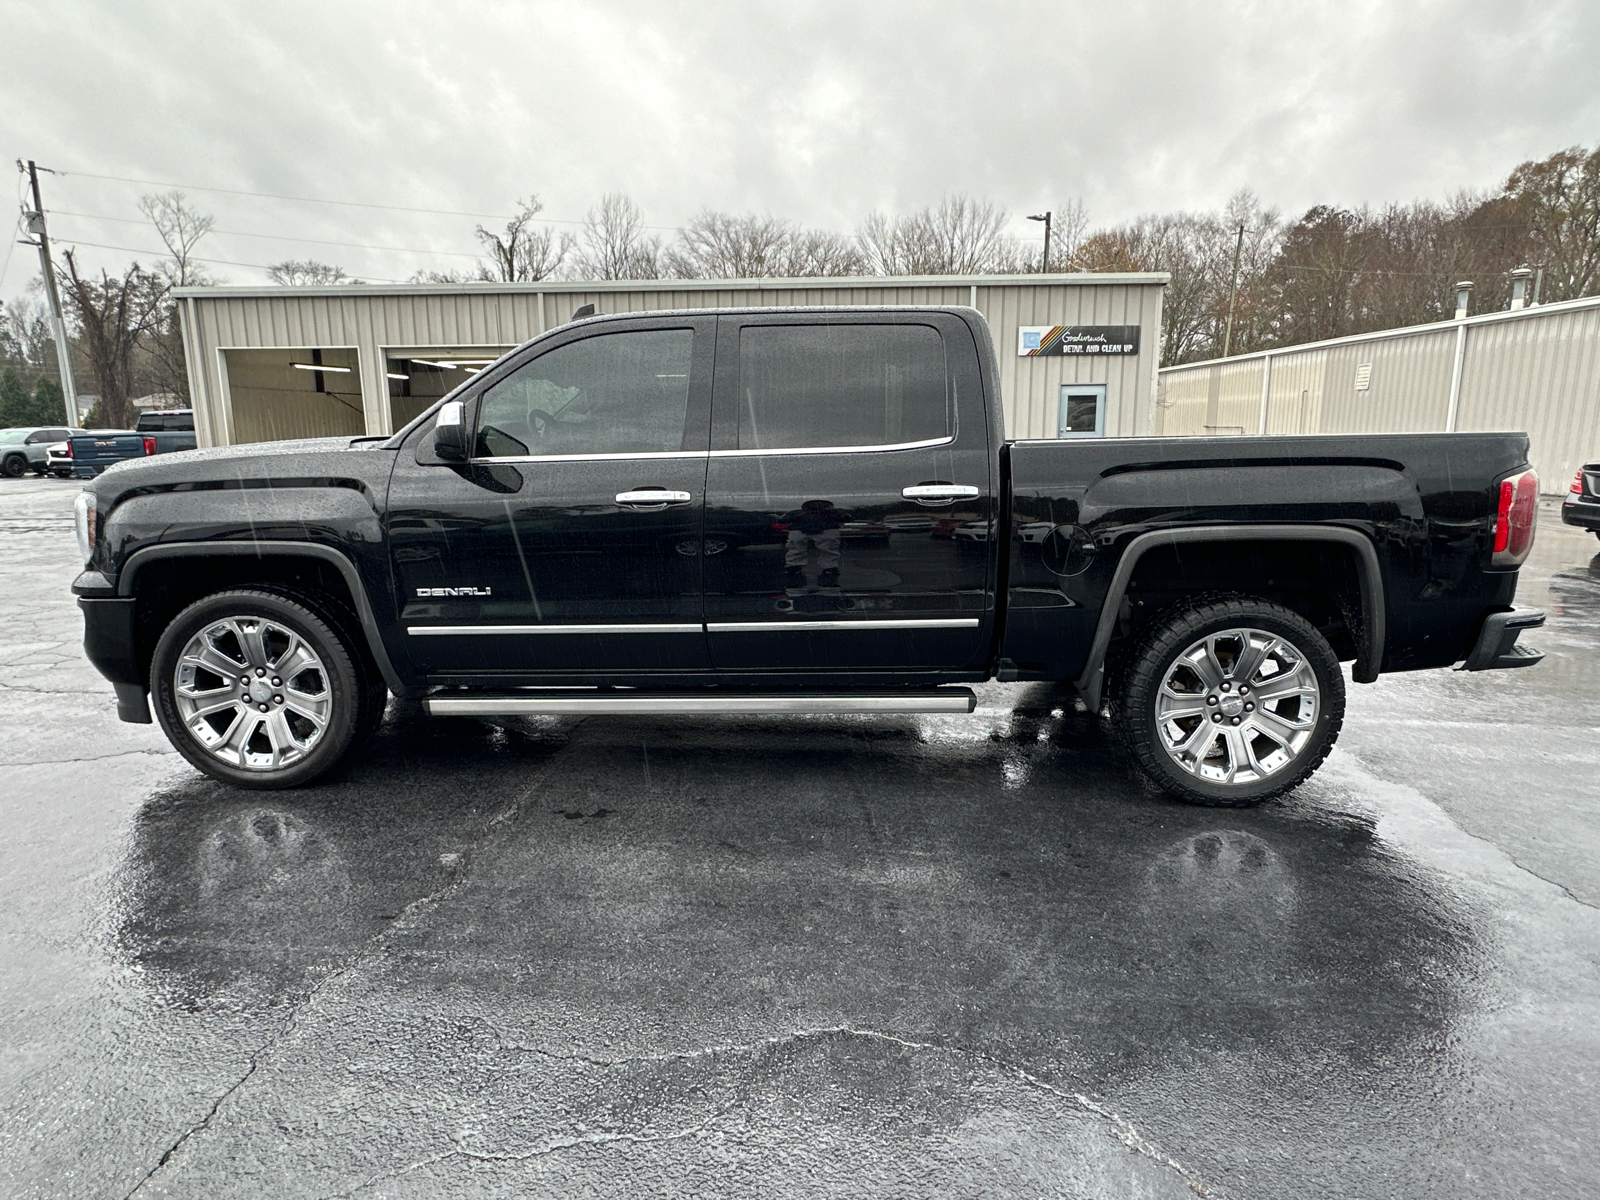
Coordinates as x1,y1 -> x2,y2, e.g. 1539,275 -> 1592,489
1018,325 -> 1141,357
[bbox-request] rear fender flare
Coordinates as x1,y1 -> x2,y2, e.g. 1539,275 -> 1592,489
1076,524 -> 1385,709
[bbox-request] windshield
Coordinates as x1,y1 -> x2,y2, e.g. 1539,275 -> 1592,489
0,429 -> 27,444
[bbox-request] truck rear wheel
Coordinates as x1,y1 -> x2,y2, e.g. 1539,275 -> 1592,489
1117,595 -> 1345,807
151,589 -> 366,789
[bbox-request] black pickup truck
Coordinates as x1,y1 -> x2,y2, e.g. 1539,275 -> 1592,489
71,306 -> 1544,805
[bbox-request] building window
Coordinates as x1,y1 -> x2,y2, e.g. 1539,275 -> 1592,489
1058,384 -> 1106,438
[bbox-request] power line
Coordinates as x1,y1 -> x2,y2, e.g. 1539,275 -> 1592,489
47,167 -> 679,232
48,209 -> 486,260
52,168 -> 517,221
49,237 -> 412,283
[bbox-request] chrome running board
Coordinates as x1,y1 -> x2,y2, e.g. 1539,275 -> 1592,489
426,689 -> 977,717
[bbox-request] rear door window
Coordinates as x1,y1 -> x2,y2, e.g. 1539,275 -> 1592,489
735,324 -> 949,451
475,329 -> 694,458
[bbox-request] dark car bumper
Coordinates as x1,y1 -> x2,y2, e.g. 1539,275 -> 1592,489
1458,606 -> 1545,672
1561,494 -> 1600,531
78,596 -> 152,722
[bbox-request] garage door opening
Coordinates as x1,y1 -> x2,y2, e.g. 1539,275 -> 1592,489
387,347 -> 515,430
222,348 -> 366,444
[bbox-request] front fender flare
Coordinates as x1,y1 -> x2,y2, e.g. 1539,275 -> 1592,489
116,540 -> 417,697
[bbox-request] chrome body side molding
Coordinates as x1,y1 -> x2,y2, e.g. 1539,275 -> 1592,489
426,689 -> 978,717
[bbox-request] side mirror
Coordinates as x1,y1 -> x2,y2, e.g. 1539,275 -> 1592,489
433,400 -> 468,461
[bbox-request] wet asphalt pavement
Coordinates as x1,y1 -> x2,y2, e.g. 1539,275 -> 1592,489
2,475 -> 1598,1199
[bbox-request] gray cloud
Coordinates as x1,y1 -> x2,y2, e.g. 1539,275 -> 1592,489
2,0 -> 1596,287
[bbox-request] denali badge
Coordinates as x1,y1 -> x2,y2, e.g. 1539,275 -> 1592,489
416,586 -> 493,597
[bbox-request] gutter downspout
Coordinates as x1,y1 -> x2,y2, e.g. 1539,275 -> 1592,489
1445,321 -> 1468,433
1256,353 -> 1273,435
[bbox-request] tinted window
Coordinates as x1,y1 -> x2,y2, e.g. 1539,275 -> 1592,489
476,330 -> 693,458
736,324 -> 949,451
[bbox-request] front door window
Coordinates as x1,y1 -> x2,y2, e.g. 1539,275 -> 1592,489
476,330 -> 694,458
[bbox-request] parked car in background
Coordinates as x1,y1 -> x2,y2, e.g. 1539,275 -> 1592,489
0,426 -> 85,477
48,432 -> 122,478
1563,462 -> 1600,540
46,441 -> 72,477
68,410 -> 197,478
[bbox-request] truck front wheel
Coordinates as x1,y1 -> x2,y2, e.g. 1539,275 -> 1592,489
1117,595 -> 1345,807
151,589 -> 366,789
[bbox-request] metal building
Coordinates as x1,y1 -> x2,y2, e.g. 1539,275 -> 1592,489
1155,293 -> 1600,493
174,274 -> 1167,449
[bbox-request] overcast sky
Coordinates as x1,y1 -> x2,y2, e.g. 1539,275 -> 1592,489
2,0 -> 1597,291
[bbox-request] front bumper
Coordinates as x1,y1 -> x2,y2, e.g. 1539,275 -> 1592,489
78,596 -> 152,722
1458,606 -> 1545,672
1561,494 -> 1600,531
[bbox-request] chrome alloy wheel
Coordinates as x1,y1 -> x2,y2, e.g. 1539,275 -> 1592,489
1154,627 -> 1321,787
172,616 -> 333,771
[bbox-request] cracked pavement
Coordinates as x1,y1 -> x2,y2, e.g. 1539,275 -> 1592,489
2,475 -> 1598,1198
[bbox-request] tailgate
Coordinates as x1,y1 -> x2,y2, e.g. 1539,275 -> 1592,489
71,435 -> 145,470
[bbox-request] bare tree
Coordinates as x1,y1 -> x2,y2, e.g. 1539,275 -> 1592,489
408,268 -> 479,284
1498,145 -> 1600,302
139,191 -> 215,287
138,192 -> 217,404
475,196 -> 571,281
664,211 -> 868,279
267,260 -> 359,286
576,193 -> 660,280
858,196 -> 1014,275
59,252 -> 168,429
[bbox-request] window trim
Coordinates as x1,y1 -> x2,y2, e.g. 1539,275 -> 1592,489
706,434 -> 954,459
1057,383 -> 1108,439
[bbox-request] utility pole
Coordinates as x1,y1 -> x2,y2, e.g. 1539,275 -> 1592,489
1221,222 -> 1246,358
18,160 -> 79,425
1028,212 -> 1052,273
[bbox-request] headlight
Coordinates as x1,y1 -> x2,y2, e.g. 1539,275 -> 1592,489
74,490 -> 97,565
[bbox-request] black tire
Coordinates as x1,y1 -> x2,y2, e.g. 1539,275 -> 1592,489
152,589 -> 365,789
1117,594 -> 1345,807
1,454 -> 26,478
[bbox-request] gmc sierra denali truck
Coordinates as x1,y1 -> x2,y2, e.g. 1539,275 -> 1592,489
71,306 -> 1545,805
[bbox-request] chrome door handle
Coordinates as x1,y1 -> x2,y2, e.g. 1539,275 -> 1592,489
616,489 -> 693,508
902,484 -> 981,505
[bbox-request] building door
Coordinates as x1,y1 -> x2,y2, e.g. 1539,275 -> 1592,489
388,317 -> 715,677
701,313 -> 995,674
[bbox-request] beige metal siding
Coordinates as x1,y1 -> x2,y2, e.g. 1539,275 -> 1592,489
1456,303 -> 1600,491
1209,359 -> 1264,434
1263,352 -> 1327,435
1157,297 -> 1600,493
1157,369 -> 1210,435
1316,330 -> 1454,434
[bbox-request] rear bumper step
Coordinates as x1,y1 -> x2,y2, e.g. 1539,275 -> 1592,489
427,689 -> 978,717
1459,607 -> 1545,672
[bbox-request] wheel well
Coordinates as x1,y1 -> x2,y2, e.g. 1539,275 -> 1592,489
1115,540 -> 1365,666
127,554 -> 376,686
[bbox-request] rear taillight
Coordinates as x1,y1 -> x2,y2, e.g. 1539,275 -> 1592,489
1492,468 -> 1538,567
1572,468 -> 1586,496
65,441 -> 73,458
142,436 -> 157,456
